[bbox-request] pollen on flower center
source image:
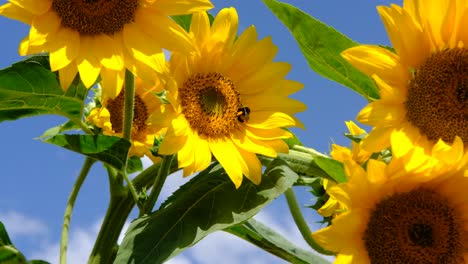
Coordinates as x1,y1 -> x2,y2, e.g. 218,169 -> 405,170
106,88 -> 148,134
363,188 -> 464,263
405,48 -> 468,145
180,72 -> 242,137
51,0 -> 139,35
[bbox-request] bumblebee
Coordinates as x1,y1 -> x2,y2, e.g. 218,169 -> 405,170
236,106 -> 251,123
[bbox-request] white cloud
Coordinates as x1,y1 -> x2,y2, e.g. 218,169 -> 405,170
0,210 -> 48,238
30,219 -> 102,264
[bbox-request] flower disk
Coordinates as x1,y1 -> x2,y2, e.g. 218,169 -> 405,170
87,78 -> 164,161
52,0 -> 138,35
364,188 -> 464,263
406,48 -> 468,144
341,0 -> 468,170
180,72 -> 241,137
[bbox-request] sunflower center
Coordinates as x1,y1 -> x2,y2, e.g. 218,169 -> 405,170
106,88 -> 148,134
405,48 -> 468,145
363,188 -> 464,263
51,0 -> 139,35
180,72 -> 242,137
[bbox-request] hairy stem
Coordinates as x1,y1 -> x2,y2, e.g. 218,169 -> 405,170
284,188 -> 335,255
60,157 -> 95,264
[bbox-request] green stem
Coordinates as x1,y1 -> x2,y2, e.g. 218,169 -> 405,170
122,69 -> 135,141
79,120 -> 94,135
60,157 -> 96,264
88,189 -> 134,264
141,155 -> 174,216
121,170 -> 142,210
88,162 -> 177,264
284,188 -> 335,255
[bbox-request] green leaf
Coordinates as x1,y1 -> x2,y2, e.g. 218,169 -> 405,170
171,14 -> 192,32
0,222 -> 12,246
0,55 -> 86,119
313,156 -> 347,183
127,156 -> 143,174
27,261 -> 51,264
37,120 -> 81,139
0,245 -> 27,264
45,134 -> 130,170
172,12 -> 215,32
263,0 -> 379,100
0,55 -> 86,123
115,158 -> 299,263
226,218 -> 331,264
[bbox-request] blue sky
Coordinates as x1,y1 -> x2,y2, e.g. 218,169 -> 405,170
0,0 -> 397,263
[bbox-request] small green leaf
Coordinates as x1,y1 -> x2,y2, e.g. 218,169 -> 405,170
115,158 -> 298,264
37,120 -> 81,139
127,156 -> 143,174
226,219 -> 331,264
172,12 -> 214,32
45,134 -> 130,170
0,222 -> 12,246
313,156 -> 347,183
27,261 -> 51,264
0,245 -> 27,264
171,14 -> 192,32
263,0 -> 379,100
0,55 -> 86,123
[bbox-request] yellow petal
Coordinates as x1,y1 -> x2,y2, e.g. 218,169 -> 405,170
361,127 -> 392,153
123,22 -> 167,73
178,132 -> 195,168
76,36 -> 101,88
247,111 -> 296,129
209,139 -> 244,188
231,130 -> 277,157
226,36 -> 277,83
210,7 -> 238,51
377,4 -> 430,68
245,127 -> 292,140
236,62 -> 291,95
0,3 -> 34,24
238,149 -> 262,185
9,0 -> 51,15
191,135 -> 212,173
58,63 -> 78,91
159,127 -> 187,155
100,68 -> 125,99
432,136 -> 464,165
243,95 -> 306,114
49,27 -> 80,71
190,10 -> 210,46
150,0 -> 213,15
28,10 -> 60,47
341,45 -> 408,88
356,100 -> 405,126
94,34 -> 124,71
136,9 -> 195,54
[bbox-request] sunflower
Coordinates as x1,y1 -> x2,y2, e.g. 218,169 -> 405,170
0,0 -> 213,98
318,121 -> 371,218
157,7 -> 306,188
341,0 -> 468,170
87,77 -> 166,162
313,142 -> 468,263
